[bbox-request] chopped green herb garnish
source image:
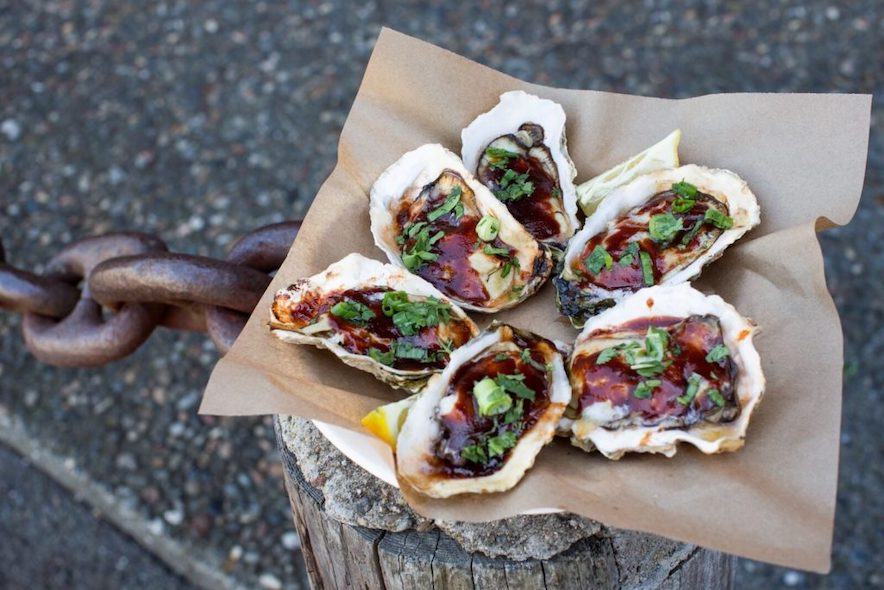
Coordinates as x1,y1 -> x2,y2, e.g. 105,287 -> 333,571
643,327 -> 669,360
672,180 -> 698,198
503,399 -> 524,425
484,244 -> 520,279
330,300 -> 375,324
380,291 -> 408,316
381,291 -> 451,337
703,208 -> 734,230
649,212 -> 684,243
473,377 -> 512,416
392,340 -> 435,363
596,346 -> 620,365
618,242 -> 639,267
705,344 -> 730,363
633,379 -> 661,399
500,256 -> 520,278
671,197 -> 696,213
520,348 -> 547,372
485,146 -> 520,159
427,186 -> 464,222
551,186 -> 562,199
493,169 -> 535,202
485,146 -> 520,172
487,431 -> 518,457
677,372 -> 703,406
707,388 -> 725,407
406,221 -> 428,238
586,245 -> 614,275
679,219 -> 703,247
494,353 -> 511,362
630,327 -> 671,377
495,373 -> 536,400
639,250 -> 655,286
483,244 -> 510,257
367,347 -> 395,366
401,225 -> 444,271
461,444 -> 487,464
476,215 -> 501,241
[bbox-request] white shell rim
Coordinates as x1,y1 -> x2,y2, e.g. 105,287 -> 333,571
368,143 -> 550,313
569,283 -> 765,459
460,90 -> 580,235
270,253 -> 478,385
561,164 -> 761,305
397,324 -> 570,497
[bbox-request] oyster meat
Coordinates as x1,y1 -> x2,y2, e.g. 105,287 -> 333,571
397,323 -> 571,497
555,164 -> 760,326
370,144 -> 553,312
270,253 -> 479,391
564,283 -> 764,459
461,91 -> 579,248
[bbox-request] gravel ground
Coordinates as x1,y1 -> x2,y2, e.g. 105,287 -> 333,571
0,444 -> 193,589
0,2 -> 880,589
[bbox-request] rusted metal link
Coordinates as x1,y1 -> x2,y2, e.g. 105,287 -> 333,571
21,233 -> 168,367
1,222 -> 300,367
223,221 -> 301,271
205,221 -> 300,353
89,253 -> 272,313
0,263 -> 81,317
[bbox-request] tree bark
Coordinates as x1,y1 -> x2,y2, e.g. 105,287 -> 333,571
276,418 -> 735,590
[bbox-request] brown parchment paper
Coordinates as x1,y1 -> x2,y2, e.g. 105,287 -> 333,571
200,29 -> 871,572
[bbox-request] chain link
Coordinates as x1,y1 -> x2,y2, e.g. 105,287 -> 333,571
0,221 -> 301,367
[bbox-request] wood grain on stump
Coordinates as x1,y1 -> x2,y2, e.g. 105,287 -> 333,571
276,417 -> 735,589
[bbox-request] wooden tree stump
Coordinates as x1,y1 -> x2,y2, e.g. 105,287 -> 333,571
275,417 -> 735,589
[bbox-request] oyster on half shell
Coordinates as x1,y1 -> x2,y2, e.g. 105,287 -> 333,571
270,253 -> 479,391
555,164 -> 760,327
462,91 -> 579,249
397,323 -> 571,497
563,283 -> 764,459
370,144 -> 553,313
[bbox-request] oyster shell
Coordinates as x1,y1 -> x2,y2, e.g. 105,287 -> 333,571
397,323 -> 571,497
270,253 -> 479,391
555,164 -> 760,327
564,283 -> 764,459
461,91 -> 579,248
370,144 -> 553,312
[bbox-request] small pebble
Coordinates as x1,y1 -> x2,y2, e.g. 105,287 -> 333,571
1,119 -> 21,140
163,509 -> 184,526
783,570 -> 804,586
258,573 -> 282,589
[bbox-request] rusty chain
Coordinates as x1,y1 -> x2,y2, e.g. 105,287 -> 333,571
0,221 -> 301,367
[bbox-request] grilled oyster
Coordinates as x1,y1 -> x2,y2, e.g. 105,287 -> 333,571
564,283 -> 764,459
461,91 -> 579,249
270,253 -> 479,391
555,164 -> 760,327
370,144 -> 553,312
397,323 -> 571,497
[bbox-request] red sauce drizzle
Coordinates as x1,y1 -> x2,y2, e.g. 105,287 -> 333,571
571,315 -> 739,426
395,174 -> 489,304
432,331 -> 554,478
576,191 -> 725,290
478,154 -> 562,240
274,287 -> 474,371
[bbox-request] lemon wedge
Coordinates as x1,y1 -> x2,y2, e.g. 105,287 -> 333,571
361,394 -> 418,450
577,129 -> 681,216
